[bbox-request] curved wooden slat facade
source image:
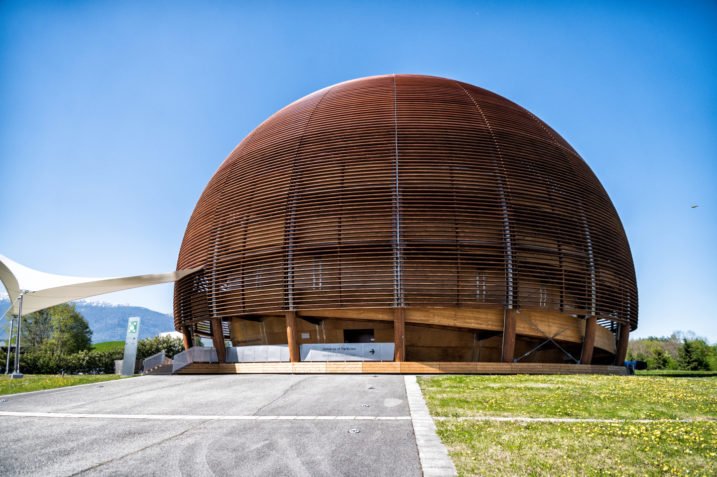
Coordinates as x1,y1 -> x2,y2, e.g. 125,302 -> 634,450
175,74 -> 638,366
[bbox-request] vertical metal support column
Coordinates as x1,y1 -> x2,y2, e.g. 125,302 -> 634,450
501,308 -> 516,363
582,217 -> 597,319
11,294 -> 24,378
614,322 -> 630,366
392,75 -> 404,308
394,307 -> 405,362
5,315 -> 15,374
211,318 -> 226,363
285,183 -> 297,311
286,311 -> 300,363
580,316 -> 597,365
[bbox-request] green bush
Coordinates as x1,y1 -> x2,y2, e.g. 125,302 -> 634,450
19,349 -> 123,375
709,348 -> 717,372
2,335 -> 183,375
629,333 -> 717,371
678,339 -> 712,371
137,336 -> 184,361
23,303 -> 92,355
646,348 -> 676,370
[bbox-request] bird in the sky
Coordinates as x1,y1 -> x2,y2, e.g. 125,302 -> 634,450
691,205 -> 699,209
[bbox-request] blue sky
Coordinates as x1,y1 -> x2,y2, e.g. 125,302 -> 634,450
1,1 -> 715,340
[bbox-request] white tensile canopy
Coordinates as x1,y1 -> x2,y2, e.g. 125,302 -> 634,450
0,254 -> 200,316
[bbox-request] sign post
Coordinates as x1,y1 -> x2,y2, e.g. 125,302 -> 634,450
121,317 -> 141,376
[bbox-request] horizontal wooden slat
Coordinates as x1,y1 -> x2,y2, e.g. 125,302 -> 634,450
175,74 -> 638,360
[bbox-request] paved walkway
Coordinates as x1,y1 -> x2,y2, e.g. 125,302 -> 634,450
404,376 -> 457,476
0,375 -> 452,476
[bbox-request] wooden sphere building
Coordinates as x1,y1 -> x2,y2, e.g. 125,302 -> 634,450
174,74 -> 637,369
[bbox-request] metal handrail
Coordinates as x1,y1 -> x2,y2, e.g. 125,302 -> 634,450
142,350 -> 166,373
171,349 -> 193,373
171,346 -> 218,373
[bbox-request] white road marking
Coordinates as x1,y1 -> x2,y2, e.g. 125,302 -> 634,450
0,411 -> 411,421
404,375 -> 457,477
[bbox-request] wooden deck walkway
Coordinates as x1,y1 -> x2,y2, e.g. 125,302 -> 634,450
176,362 -> 628,375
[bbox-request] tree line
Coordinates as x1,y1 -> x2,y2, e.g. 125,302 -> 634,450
627,332 -> 717,371
2,303 -> 183,374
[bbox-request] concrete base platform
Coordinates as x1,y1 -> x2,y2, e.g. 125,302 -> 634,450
177,362 -> 628,375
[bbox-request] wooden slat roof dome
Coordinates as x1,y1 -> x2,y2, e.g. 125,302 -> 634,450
174,74 -> 637,335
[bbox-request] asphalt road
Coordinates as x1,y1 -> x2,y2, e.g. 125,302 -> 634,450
0,375 -> 421,476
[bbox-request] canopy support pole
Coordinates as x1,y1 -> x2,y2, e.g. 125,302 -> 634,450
11,293 -> 24,379
4,314 -> 15,374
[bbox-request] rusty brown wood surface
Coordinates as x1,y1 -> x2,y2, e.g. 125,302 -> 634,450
580,315 -> 597,364
211,318 -> 226,363
615,322 -> 631,365
285,310 -> 300,362
394,307 -> 406,362
501,309 -> 517,362
175,74 -> 637,359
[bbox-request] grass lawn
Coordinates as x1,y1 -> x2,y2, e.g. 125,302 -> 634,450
637,369 -> 717,377
437,420 -> 716,476
92,341 -> 125,353
0,374 -> 122,396
420,374 -> 717,419
420,375 -> 717,476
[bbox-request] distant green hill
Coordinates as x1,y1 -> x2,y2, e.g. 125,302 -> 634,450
92,341 -> 125,352
0,298 -> 175,343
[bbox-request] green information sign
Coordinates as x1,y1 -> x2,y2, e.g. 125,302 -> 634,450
121,317 -> 141,376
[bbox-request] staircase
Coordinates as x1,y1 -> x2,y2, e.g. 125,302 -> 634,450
144,362 -> 173,375
142,351 -> 174,375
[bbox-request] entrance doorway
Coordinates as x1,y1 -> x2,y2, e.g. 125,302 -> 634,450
343,329 -> 375,343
